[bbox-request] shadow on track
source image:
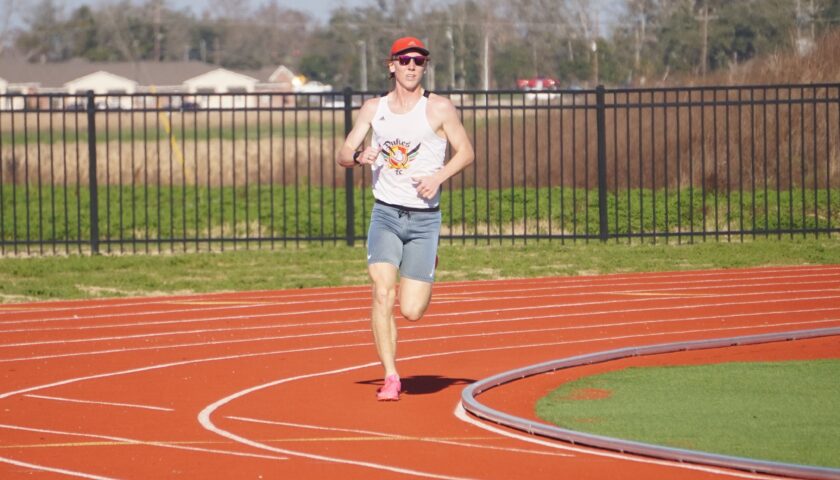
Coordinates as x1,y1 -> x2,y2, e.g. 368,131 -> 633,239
357,375 -> 475,395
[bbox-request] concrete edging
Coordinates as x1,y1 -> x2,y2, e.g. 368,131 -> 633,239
461,327 -> 840,480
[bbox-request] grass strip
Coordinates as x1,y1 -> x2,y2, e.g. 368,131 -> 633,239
0,238 -> 838,303
536,360 -> 840,469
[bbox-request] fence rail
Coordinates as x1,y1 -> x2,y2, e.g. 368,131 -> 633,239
1,84 -> 838,255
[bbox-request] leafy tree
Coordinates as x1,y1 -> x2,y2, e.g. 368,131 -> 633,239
15,0 -> 69,61
299,52 -> 336,83
66,6 -> 99,60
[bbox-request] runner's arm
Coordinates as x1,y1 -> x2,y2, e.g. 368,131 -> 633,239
337,99 -> 378,169
413,98 -> 474,199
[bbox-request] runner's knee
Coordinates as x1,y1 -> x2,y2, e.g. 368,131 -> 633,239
373,284 -> 396,307
400,303 -> 426,322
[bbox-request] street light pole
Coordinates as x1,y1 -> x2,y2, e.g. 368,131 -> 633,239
591,40 -> 599,86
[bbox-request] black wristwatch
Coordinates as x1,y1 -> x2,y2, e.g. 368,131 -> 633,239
352,150 -> 362,165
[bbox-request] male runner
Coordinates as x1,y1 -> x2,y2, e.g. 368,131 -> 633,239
337,36 -> 474,401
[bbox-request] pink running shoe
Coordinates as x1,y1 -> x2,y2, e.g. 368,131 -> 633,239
376,374 -> 401,401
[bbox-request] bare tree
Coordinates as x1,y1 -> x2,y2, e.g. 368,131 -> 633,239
0,0 -> 17,54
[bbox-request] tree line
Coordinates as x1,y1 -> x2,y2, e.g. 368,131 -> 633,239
5,0 -> 840,90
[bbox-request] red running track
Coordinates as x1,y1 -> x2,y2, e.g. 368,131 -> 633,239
1,265 -> 839,479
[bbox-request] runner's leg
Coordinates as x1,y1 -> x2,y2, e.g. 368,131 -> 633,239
399,277 -> 433,322
369,262 -> 400,376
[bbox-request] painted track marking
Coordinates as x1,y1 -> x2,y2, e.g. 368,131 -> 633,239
23,394 -> 174,412
2,265 -> 838,479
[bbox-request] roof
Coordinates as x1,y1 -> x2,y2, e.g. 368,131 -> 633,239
0,54 -> 303,94
0,56 -> 223,88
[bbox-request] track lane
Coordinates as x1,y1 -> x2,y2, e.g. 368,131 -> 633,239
1,265 -> 838,479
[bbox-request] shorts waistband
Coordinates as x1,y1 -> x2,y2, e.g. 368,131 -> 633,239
375,199 -> 440,213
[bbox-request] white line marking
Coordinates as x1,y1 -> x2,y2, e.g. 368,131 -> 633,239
3,311 -> 839,365
0,423 -> 289,461
3,286 -> 838,343
24,394 -> 173,412
0,342 -> 373,400
226,415 -> 572,457
196,321 -> 825,480
3,300 -> 839,363
0,455 -> 116,480
452,404 -> 784,480
0,318 -> 827,477
2,267 -> 836,478
199,363 -> 473,480
2,269 -> 837,327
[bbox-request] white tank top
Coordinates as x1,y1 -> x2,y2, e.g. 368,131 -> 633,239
370,92 -> 447,209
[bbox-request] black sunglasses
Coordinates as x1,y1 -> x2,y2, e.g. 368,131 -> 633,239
394,55 -> 428,67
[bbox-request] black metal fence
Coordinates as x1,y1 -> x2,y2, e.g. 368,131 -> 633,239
1,84 -> 838,255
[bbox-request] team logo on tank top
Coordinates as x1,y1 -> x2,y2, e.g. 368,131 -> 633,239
381,139 -> 420,174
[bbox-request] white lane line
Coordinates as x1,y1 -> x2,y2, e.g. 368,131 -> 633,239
0,323 -> 825,477
0,423 -> 288,461
199,362 -> 472,480
197,327 -> 808,480
24,394 -> 173,412
3,284 -> 838,342
451,404 -> 783,480
0,455 -> 116,480
0,342 -> 373,400
3,291 -> 838,352
4,307 -> 839,364
2,269 -> 837,327
437,266 -> 840,288
226,415 -> 572,457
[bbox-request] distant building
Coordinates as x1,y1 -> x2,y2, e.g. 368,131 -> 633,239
0,54 -> 310,110
182,68 -> 259,109
64,71 -> 139,109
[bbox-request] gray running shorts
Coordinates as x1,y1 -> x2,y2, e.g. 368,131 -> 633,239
367,201 -> 442,283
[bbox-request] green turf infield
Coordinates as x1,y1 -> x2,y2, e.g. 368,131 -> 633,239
536,359 -> 840,469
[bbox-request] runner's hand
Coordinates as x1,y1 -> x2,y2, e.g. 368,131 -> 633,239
412,175 -> 441,200
357,146 -> 379,165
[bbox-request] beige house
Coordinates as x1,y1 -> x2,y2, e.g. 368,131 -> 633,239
182,68 -> 260,109
0,54 -> 308,110
64,71 -> 139,109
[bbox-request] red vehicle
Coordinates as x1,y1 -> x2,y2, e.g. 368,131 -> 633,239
516,77 -> 559,91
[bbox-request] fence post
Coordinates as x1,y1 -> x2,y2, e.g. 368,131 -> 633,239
595,85 -> 609,242
343,87 -> 355,246
86,90 -> 100,255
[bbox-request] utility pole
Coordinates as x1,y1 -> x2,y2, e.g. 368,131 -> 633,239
482,33 -> 490,90
795,0 -> 815,55
634,14 -> 646,73
446,27 -> 455,90
796,0 -> 803,43
423,37 -> 434,91
358,40 -> 367,91
696,2 -> 717,77
153,0 -> 162,61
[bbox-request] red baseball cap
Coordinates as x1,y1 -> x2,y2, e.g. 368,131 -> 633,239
390,36 -> 430,57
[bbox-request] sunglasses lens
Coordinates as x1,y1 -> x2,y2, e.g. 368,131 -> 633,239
397,55 -> 426,66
